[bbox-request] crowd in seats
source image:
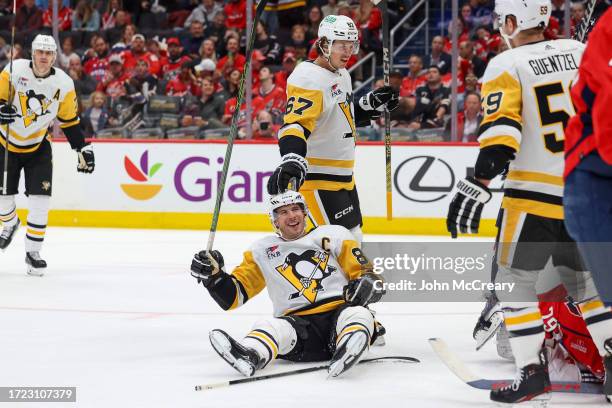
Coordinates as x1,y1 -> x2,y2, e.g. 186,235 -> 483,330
0,0 -> 608,141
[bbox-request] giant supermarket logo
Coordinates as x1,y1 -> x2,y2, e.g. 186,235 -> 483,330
120,150 -> 274,202
121,151 -> 163,200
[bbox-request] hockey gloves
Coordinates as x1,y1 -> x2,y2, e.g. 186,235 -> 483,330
343,272 -> 385,306
191,250 -> 226,287
358,86 -> 399,114
77,144 -> 95,173
446,177 -> 492,238
0,103 -> 19,125
267,153 -> 308,195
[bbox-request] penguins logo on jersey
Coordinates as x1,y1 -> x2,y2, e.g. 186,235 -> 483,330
338,92 -> 357,138
276,249 -> 336,303
18,90 -> 54,128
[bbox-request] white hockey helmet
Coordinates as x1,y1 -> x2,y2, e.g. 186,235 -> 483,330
32,34 -> 57,53
494,0 -> 551,41
269,190 -> 309,236
317,14 -> 360,56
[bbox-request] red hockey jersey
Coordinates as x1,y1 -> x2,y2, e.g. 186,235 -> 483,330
564,8 -> 612,177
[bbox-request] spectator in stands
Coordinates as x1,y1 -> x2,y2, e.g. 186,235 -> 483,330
357,0 -> 382,54
457,71 -> 480,110
551,0 -> 566,29
254,21 -> 282,65
424,35 -> 452,75
146,38 -> 168,67
444,18 -> 469,53
336,1 -> 353,19
266,0 -> 306,35
474,25 -> 501,62
249,50 -> 266,89
166,61 -> 200,97
123,34 -> 162,77
305,5 -> 323,40
221,67 -> 242,99
274,51 -> 296,89
252,110 -> 279,140
83,36 -> 110,83
321,0 -> 338,17
254,66 -> 286,123
467,0 -> 493,27
68,54 -> 97,97
205,12 -> 226,52
134,0 -> 159,31
163,37 -> 191,81
198,39 -> 217,63
81,91 -> 117,137
222,92 -> 265,138
216,36 -> 245,77
184,0 -> 223,29
15,0 -> 43,34
570,2 -> 586,37
97,53 -> 130,103
283,24 -> 309,61
180,77 -> 225,130
453,91 -> 483,142
126,60 -> 158,106
112,23 -> 136,51
72,0 -> 100,31
57,36 -> 78,71
409,65 -> 450,130
224,0 -> 246,31
42,0 -> 72,31
458,40 -> 486,79
101,0 -> 124,29
0,0 -> 11,16
194,58 -> 216,81
400,54 -> 427,97
183,20 -> 206,60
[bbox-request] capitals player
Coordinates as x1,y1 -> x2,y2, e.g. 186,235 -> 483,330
190,191 -> 384,378
0,35 -> 95,275
446,0 -> 612,404
266,15 -> 398,243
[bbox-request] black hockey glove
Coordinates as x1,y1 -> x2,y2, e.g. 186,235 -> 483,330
446,177 -> 492,239
0,103 -> 19,125
267,153 -> 308,195
77,144 -> 95,173
190,250 -> 226,287
358,86 -> 399,113
343,272 -> 385,306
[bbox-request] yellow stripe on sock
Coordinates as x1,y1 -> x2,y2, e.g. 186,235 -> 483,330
248,331 -> 278,358
505,311 -> 542,327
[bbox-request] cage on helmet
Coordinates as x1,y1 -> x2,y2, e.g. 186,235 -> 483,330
269,191 -> 309,235
317,15 -> 360,56
494,0 -> 551,42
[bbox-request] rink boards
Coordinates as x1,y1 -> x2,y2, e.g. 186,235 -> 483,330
15,139 -> 503,235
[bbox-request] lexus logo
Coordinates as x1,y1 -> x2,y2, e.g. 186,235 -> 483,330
394,156 -> 455,203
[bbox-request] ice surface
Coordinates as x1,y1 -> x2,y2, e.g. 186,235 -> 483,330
0,228 -> 607,407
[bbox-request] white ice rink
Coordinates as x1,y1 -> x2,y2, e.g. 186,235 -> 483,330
0,228 -> 608,407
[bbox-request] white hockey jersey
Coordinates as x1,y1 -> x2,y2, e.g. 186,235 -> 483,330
478,40 -> 585,220
226,225 -> 367,317
279,61 -> 357,191
0,59 -> 80,153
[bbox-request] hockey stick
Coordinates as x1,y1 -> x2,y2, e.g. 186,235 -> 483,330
428,337 -> 604,395
2,0 -> 17,195
195,355 -> 420,391
573,0 -> 597,43
205,0 -> 268,251
372,0 -> 392,220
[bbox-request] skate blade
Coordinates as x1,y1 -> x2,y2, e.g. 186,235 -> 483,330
327,331 -> 368,379
372,335 -> 386,347
26,266 -> 45,277
494,393 -> 551,408
209,330 -> 254,377
475,311 -> 503,350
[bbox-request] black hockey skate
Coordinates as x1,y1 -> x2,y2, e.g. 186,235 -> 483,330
328,329 -> 369,378
604,338 -> 612,403
0,222 -> 19,251
473,291 -> 503,350
26,252 -> 47,277
209,329 -> 263,377
490,349 -> 551,406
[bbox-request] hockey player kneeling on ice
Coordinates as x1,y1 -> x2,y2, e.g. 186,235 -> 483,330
0,35 -> 95,276
190,191 -> 384,378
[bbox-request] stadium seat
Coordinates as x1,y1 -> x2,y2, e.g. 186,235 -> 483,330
166,126 -> 200,140
131,127 -> 165,139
